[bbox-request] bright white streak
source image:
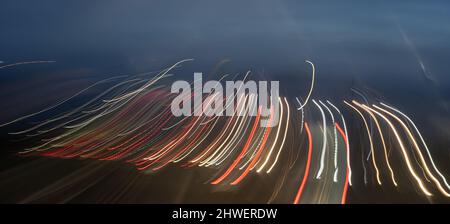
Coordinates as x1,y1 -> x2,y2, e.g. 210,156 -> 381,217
374,104 -> 450,197
296,60 -> 315,111
0,60 -> 55,69
345,101 -> 382,185
380,102 -> 450,191
362,105 -> 432,196
267,97 -> 291,173
355,102 -> 398,187
320,100 -> 338,183
256,97 -> 283,173
313,99 -> 327,179
327,100 -> 352,186
295,98 -> 305,133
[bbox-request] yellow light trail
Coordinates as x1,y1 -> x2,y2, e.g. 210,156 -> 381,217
344,101 -> 382,185
256,97 -> 283,173
353,101 -> 398,186
361,104 -> 432,196
267,97 -> 291,173
313,99 -> 327,179
205,95 -> 255,166
380,102 -> 450,191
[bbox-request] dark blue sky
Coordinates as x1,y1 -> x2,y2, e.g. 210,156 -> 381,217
1,1 -> 449,76
0,0 -> 450,133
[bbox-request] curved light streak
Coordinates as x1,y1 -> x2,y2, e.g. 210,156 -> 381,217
256,97 -> 283,173
374,104 -> 450,197
361,104 -> 433,196
326,100 -> 352,186
312,99 -> 327,179
293,122 -> 313,204
354,101 -> 398,186
296,60 -> 315,111
319,100 -> 339,182
267,97 -> 291,173
344,101 -> 382,185
380,102 -> 450,192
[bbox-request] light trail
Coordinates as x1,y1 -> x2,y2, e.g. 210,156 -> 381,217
0,60 -> 55,69
211,108 -> 262,185
374,104 -> 450,197
312,99 -> 327,179
335,123 -> 350,204
3,58 -> 450,203
293,122 -> 313,204
319,100 -> 339,182
0,75 -> 129,128
344,101 -> 382,185
327,100 -> 352,186
200,95 -> 249,166
354,101 -> 398,186
380,102 -> 450,191
256,97 -> 283,173
230,107 -> 274,185
267,97 -> 291,173
213,97 -> 256,166
351,88 -> 374,161
296,60 -> 315,111
361,104 -> 433,196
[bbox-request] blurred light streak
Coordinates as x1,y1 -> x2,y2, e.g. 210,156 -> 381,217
361,104 -> 433,196
345,101 -> 382,185
335,123 -> 349,204
374,104 -> 450,197
327,100 -> 352,186
355,102 -> 398,186
296,60 -> 315,111
256,97 -> 283,173
380,102 -> 450,191
230,107 -> 274,185
293,122 -> 313,204
211,107 -> 262,185
267,97 -> 291,173
312,99 -> 327,179
0,60 -> 55,69
319,100 -> 339,182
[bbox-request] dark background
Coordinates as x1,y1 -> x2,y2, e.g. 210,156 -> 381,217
0,0 -> 449,203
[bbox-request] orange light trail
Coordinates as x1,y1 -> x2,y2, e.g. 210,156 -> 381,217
293,122 -> 313,204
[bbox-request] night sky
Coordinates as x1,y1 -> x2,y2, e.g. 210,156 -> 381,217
0,0 -> 449,203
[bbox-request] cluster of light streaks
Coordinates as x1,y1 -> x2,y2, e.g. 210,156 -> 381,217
291,98 -> 450,203
1,60 -> 449,204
